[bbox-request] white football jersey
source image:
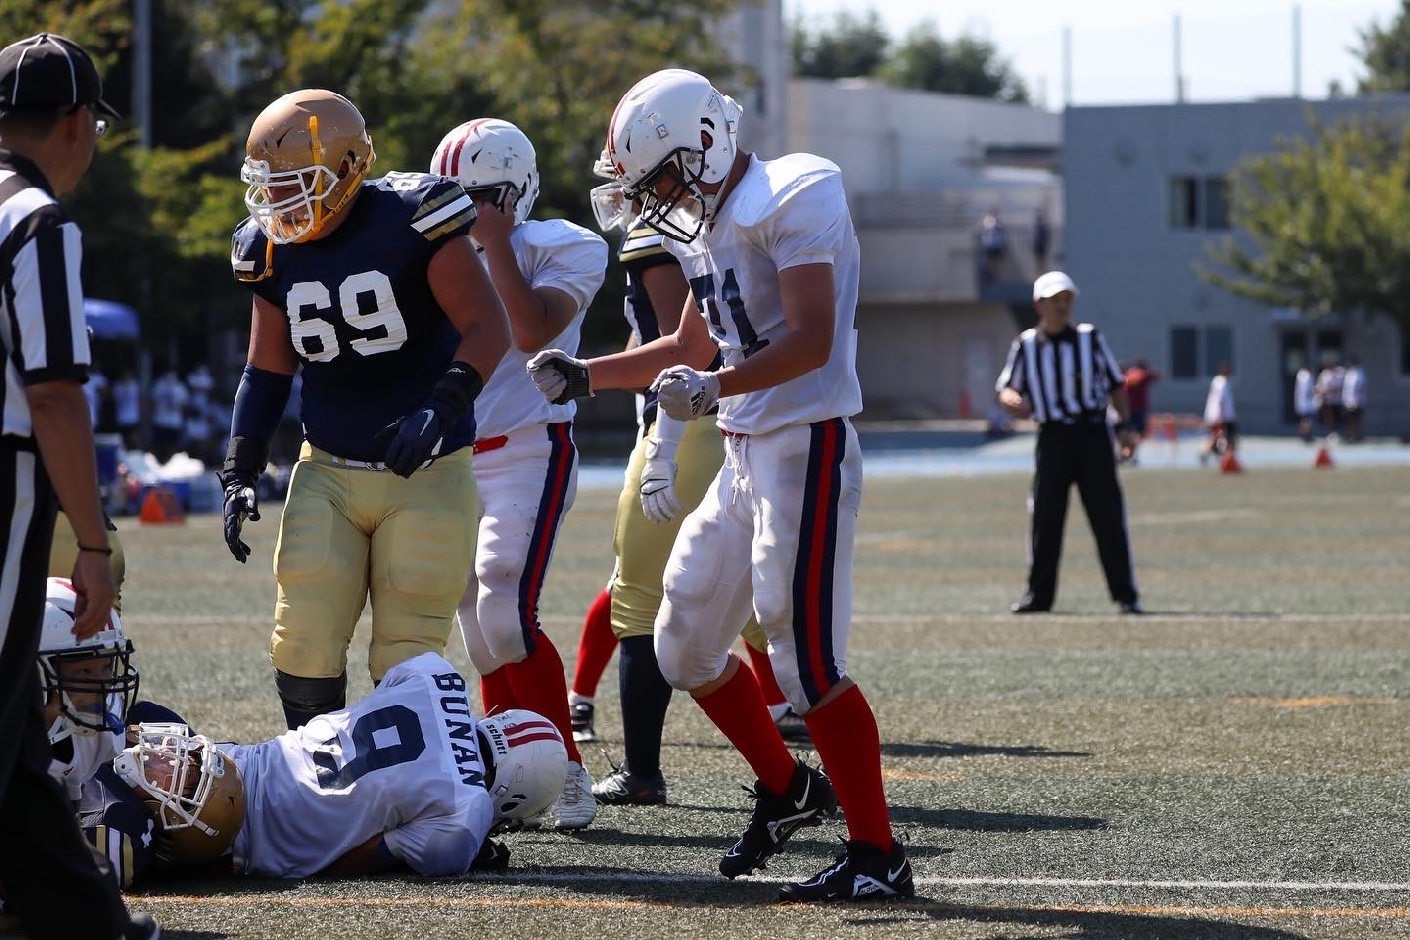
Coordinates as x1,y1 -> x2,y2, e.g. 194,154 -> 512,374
665,153 -> 862,435
473,218 -> 607,438
227,653 -> 494,878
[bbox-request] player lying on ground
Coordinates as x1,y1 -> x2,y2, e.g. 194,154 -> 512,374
92,653 -> 566,883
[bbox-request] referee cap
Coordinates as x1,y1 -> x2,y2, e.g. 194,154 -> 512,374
0,33 -> 120,119
1033,270 -> 1079,301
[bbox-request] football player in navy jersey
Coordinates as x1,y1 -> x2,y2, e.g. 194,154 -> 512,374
220,89 -> 510,731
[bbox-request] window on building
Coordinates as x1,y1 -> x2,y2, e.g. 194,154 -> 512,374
1171,325 -> 1233,377
1168,175 -> 1231,230
1169,176 -> 1199,229
1204,177 -> 1231,230
1171,326 -> 1198,378
1205,326 -> 1234,372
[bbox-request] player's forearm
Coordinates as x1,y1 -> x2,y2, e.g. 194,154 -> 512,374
479,243 -> 550,353
1109,387 -> 1131,423
27,382 -> 107,546
453,315 -> 511,388
715,325 -> 830,400
589,333 -> 710,392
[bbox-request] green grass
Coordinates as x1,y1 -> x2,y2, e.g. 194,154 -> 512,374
118,465 -> 1410,939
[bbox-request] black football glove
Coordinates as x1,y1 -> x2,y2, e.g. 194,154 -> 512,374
374,401 -> 455,478
219,472 -> 260,563
375,362 -> 485,478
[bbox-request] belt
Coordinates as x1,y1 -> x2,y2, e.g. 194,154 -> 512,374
473,435 -> 508,455
721,429 -> 749,439
327,455 -> 390,471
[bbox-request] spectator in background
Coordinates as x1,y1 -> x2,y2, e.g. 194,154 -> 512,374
1121,359 -> 1161,464
1200,361 -> 1236,464
112,366 -> 140,449
1342,354 -> 1366,442
187,363 -> 214,412
979,209 -> 1006,283
149,363 -> 188,462
1032,208 -> 1051,272
1293,358 -> 1317,442
1316,355 -> 1344,438
82,356 -> 107,427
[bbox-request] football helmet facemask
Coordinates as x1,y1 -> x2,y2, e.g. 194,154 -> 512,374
39,577 -> 138,740
241,89 -> 376,244
477,709 -> 568,824
431,118 -> 540,225
589,148 -> 633,232
114,724 -> 246,866
606,69 -> 741,242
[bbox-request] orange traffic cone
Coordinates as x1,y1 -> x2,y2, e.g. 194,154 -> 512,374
139,485 -> 186,525
1314,444 -> 1334,469
1219,450 -> 1243,474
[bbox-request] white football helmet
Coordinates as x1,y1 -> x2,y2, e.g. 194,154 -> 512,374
114,724 -> 247,865
477,709 -> 568,824
606,69 -> 741,242
431,118 -> 540,225
39,577 -> 138,741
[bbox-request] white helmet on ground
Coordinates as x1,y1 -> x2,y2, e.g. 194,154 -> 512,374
39,577 -> 138,741
431,118 -> 540,225
477,709 -> 568,824
606,68 -> 741,242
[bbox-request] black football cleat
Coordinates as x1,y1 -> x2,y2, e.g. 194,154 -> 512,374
570,701 -> 597,743
779,838 -> 915,903
1010,594 -> 1051,614
1119,600 -> 1144,615
719,760 -> 837,879
774,707 -> 813,745
593,763 -> 667,805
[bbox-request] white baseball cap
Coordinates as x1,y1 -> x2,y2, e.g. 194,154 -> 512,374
1033,270 -> 1079,301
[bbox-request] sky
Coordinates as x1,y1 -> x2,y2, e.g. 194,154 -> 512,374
784,0 -> 1401,108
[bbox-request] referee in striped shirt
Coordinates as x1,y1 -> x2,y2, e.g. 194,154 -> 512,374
0,33 -> 156,940
996,271 -> 1142,615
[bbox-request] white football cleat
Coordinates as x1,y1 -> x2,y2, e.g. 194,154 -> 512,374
549,760 -> 597,830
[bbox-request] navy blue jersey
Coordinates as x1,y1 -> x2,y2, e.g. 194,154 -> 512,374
81,764 -> 160,890
231,172 -> 479,461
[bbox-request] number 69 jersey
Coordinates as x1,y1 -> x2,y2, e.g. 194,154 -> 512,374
224,652 -> 493,878
230,172 -> 479,462
665,153 -> 862,436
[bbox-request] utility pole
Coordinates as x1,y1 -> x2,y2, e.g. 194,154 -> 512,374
1174,13 -> 1185,103
1293,5 -> 1303,98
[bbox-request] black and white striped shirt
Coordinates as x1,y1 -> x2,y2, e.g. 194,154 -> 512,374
0,150 -> 90,441
996,323 -> 1124,425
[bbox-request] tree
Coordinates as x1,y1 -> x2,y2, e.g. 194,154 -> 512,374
790,9 -> 890,80
1355,0 -> 1410,93
879,23 -> 1028,102
1198,114 -> 1410,333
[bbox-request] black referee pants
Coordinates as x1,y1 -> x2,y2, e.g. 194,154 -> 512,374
1025,423 -> 1138,607
0,445 -> 134,939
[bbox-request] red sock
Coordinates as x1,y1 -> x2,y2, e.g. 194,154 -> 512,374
693,657 -> 795,794
804,684 -> 893,850
480,668 -> 516,717
505,630 -> 582,764
571,588 -> 617,698
745,641 -> 786,708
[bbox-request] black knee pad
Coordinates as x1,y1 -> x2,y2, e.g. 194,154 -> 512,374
275,669 -> 347,730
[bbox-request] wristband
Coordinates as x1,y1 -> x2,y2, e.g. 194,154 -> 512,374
429,361 -> 485,423
78,544 -> 113,555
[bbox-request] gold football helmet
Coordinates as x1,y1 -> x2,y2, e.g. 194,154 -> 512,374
241,89 -> 376,244
113,724 -> 247,866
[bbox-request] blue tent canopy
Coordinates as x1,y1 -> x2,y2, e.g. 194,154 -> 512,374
84,298 -> 140,341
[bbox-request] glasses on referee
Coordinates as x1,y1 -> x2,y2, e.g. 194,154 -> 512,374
67,103 -> 107,138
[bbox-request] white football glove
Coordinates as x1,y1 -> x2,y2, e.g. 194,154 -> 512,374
639,416 -> 685,524
650,365 -> 720,421
526,349 -> 592,405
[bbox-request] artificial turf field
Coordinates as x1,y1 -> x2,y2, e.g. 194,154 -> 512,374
115,463 -> 1409,939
